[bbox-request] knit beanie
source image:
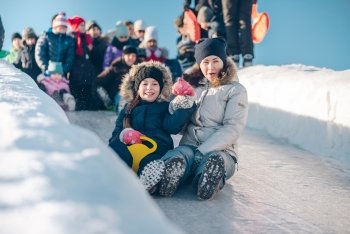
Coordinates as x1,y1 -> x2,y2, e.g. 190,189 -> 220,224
115,22 -> 129,38
134,66 -> 164,92
197,6 -> 214,23
194,37 -> 227,66
143,26 -> 158,42
52,12 -> 68,28
134,20 -> 146,31
123,45 -> 138,55
11,32 -> 22,41
22,27 -> 36,40
86,20 -> 101,31
67,16 -> 85,32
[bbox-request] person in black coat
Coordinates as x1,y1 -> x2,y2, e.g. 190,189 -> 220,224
67,16 -> 97,110
86,20 -> 109,74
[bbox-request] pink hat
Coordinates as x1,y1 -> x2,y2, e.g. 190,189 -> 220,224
52,12 -> 67,28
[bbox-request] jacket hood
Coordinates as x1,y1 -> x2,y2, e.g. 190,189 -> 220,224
120,61 -> 173,102
183,57 -> 238,87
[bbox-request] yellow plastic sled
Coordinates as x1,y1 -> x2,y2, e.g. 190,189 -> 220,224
127,136 -> 157,172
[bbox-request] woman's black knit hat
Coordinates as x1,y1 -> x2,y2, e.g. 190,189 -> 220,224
194,37 -> 227,66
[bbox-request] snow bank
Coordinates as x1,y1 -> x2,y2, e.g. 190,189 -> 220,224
240,65 -> 350,165
0,60 -> 183,234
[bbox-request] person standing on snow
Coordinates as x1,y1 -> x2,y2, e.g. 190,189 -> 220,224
111,22 -> 138,52
133,19 -> 146,46
151,38 -> 248,200
14,27 -> 41,83
139,26 -> 167,63
6,32 -> 23,63
222,0 -> 255,67
35,12 -> 75,78
67,15 -> 97,110
108,61 -> 196,193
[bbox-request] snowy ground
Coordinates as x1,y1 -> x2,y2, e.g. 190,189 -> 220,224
67,111 -> 350,234
2,59 -> 350,233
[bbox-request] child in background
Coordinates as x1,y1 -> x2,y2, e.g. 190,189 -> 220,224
37,61 -> 76,111
35,12 -> 75,78
139,26 -> 167,63
108,61 -> 196,192
14,27 -> 41,83
5,32 -> 22,63
96,45 -> 138,112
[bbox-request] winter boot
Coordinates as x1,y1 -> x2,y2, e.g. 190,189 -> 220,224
97,87 -> 112,109
196,154 -> 225,201
52,91 -> 62,103
139,160 -> 165,194
63,93 -> 76,111
243,54 -> 254,67
230,54 -> 240,68
158,157 -> 186,197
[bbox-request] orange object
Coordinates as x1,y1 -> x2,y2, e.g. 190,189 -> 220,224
251,3 -> 270,44
183,9 -> 201,43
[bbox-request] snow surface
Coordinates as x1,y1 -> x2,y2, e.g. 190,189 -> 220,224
1,59 -> 350,234
0,60 -> 183,234
239,64 -> 350,166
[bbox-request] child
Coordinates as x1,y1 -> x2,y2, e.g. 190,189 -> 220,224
14,27 -> 41,83
37,61 -> 76,111
35,12 -> 74,78
139,26 -> 167,63
96,45 -> 138,112
108,61 -> 196,191
6,32 -> 22,63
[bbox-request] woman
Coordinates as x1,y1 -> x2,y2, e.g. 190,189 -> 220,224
67,15 -> 97,110
157,37 -> 248,200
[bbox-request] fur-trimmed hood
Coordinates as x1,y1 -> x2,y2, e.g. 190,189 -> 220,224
183,57 -> 238,88
120,61 -> 173,102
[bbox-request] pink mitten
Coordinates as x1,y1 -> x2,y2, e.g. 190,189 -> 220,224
119,128 -> 143,145
172,78 -> 195,96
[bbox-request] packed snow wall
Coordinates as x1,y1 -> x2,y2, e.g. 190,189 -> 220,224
0,60 -> 183,234
240,64 -> 350,165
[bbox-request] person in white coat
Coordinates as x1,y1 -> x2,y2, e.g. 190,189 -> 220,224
156,37 -> 248,200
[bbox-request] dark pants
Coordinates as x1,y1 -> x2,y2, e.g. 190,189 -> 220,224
70,85 -> 92,110
222,0 -> 254,57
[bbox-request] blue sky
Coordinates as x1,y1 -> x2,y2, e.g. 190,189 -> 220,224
1,0 -> 350,70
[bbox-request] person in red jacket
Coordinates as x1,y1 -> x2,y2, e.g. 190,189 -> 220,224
67,15 -> 97,110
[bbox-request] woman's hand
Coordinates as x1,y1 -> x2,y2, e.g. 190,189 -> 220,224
172,77 -> 195,96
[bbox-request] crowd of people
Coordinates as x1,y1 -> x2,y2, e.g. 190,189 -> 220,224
0,1 -> 252,200
1,12 -> 171,112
